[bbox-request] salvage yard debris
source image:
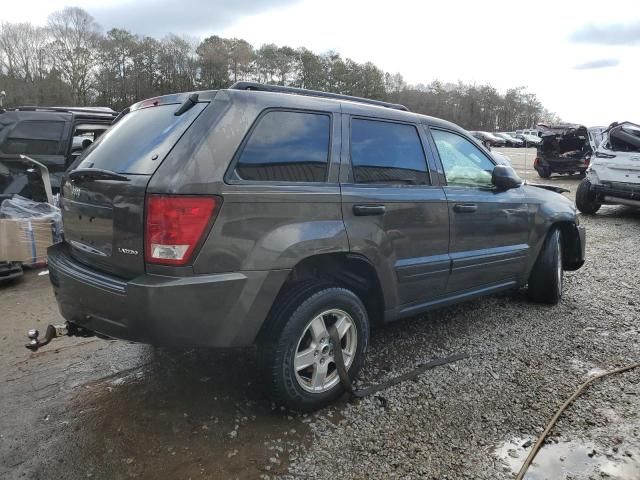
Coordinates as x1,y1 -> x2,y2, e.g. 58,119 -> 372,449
0,195 -> 61,265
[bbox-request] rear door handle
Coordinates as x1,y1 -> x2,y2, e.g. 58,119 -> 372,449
353,204 -> 386,216
453,203 -> 478,213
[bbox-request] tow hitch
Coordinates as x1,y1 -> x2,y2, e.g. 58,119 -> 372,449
25,322 -> 94,352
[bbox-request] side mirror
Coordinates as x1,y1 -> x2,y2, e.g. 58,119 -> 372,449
492,164 -> 522,190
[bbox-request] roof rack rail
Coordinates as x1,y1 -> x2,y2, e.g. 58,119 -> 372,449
14,106 -> 118,116
229,82 -> 409,112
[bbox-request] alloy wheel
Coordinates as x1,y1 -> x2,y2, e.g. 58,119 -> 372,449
293,309 -> 357,393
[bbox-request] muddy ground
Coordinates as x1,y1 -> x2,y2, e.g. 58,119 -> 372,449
1,148 -> 638,479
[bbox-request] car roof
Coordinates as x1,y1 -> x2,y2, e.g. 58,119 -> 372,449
127,86 -> 472,137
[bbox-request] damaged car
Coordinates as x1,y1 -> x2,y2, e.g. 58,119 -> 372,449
533,124 -> 598,178
0,105 -> 117,201
576,122 -> 640,214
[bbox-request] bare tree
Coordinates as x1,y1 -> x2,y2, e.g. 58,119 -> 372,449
0,5 -> 558,128
47,7 -> 101,104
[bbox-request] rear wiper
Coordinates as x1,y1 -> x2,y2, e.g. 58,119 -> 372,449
174,93 -> 199,116
68,168 -> 130,182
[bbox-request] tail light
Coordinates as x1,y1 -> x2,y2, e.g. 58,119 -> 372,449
534,157 -> 541,167
145,195 -> 220,266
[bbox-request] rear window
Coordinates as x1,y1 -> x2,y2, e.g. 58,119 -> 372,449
232,110 -> 331,183
76,103 -> 206,175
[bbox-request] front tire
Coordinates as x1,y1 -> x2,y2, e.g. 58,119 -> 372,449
262,284 -> 369,411
576,178 -> 601,214
527,228 -> 563,305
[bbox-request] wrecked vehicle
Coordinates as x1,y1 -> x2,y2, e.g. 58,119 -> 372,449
533,124 -> 601,178
34,83 -> 585,411
0,105 -> 117,201
576,122 -> 640,214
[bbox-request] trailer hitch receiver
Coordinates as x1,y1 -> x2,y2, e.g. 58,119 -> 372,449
25,322 -> 93,351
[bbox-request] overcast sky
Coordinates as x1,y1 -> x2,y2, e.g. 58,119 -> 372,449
4,0 -> 640,125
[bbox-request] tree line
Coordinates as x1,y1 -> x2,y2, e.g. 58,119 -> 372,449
0,6 -> 559,130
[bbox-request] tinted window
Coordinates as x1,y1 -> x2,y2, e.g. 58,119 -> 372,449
234,111 -> 330,183
431,129 -> 495,187
350,119 -> 429,185
76,103 -> 206,174
0,120 -> 64,155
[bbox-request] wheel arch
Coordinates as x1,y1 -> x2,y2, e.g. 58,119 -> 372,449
256,252 -> 387,343
553,220 -> 585,271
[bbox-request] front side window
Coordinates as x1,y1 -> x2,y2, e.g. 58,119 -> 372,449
431,129 -> 495,187
234,110 -> 330,182
0,120 -> 65,155
350,119 -> 429,185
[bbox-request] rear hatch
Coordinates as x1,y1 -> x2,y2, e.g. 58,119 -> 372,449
539,125 -> 591,165
61,97 -> 207,279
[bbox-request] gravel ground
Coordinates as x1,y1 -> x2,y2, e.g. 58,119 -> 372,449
276,201 -> 640,480
1,154 -> 639,479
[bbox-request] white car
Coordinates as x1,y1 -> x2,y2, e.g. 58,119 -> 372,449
576,122 -> 640,214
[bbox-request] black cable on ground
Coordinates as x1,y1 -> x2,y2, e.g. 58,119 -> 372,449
515,361 -> 640,480
328,324 -> 468,398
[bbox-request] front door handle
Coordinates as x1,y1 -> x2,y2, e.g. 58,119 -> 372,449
453,203 -> 478,213
353,204 -> 386,216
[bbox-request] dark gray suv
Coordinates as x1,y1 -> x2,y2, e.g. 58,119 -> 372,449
47,83 -> 586,410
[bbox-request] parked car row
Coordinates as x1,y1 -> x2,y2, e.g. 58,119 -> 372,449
468,130 -> 542,148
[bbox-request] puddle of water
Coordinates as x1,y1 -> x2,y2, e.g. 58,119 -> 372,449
495,436 -> 640,480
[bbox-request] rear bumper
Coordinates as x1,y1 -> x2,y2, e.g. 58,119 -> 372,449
48,243 -> 290,348
535,156 -> 588,173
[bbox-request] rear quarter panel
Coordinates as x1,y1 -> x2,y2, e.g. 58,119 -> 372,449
148,90 -> 348,274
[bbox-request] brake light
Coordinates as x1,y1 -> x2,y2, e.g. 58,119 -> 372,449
145,195 -> 220,265
534,157 -> 541,167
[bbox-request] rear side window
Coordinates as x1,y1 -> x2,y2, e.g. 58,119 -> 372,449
350,119 -> 429,185
0,120 -> 64,155
76,103 -> 206,175
233,110 -> 330,183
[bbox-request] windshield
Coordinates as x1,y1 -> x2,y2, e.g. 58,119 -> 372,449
75,103 -> 207,175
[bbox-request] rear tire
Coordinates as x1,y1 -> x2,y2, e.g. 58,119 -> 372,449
527,228 -> 563,305
576,178 -> 601,214
537,166 -> 552,178
261,284 -> 369,411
